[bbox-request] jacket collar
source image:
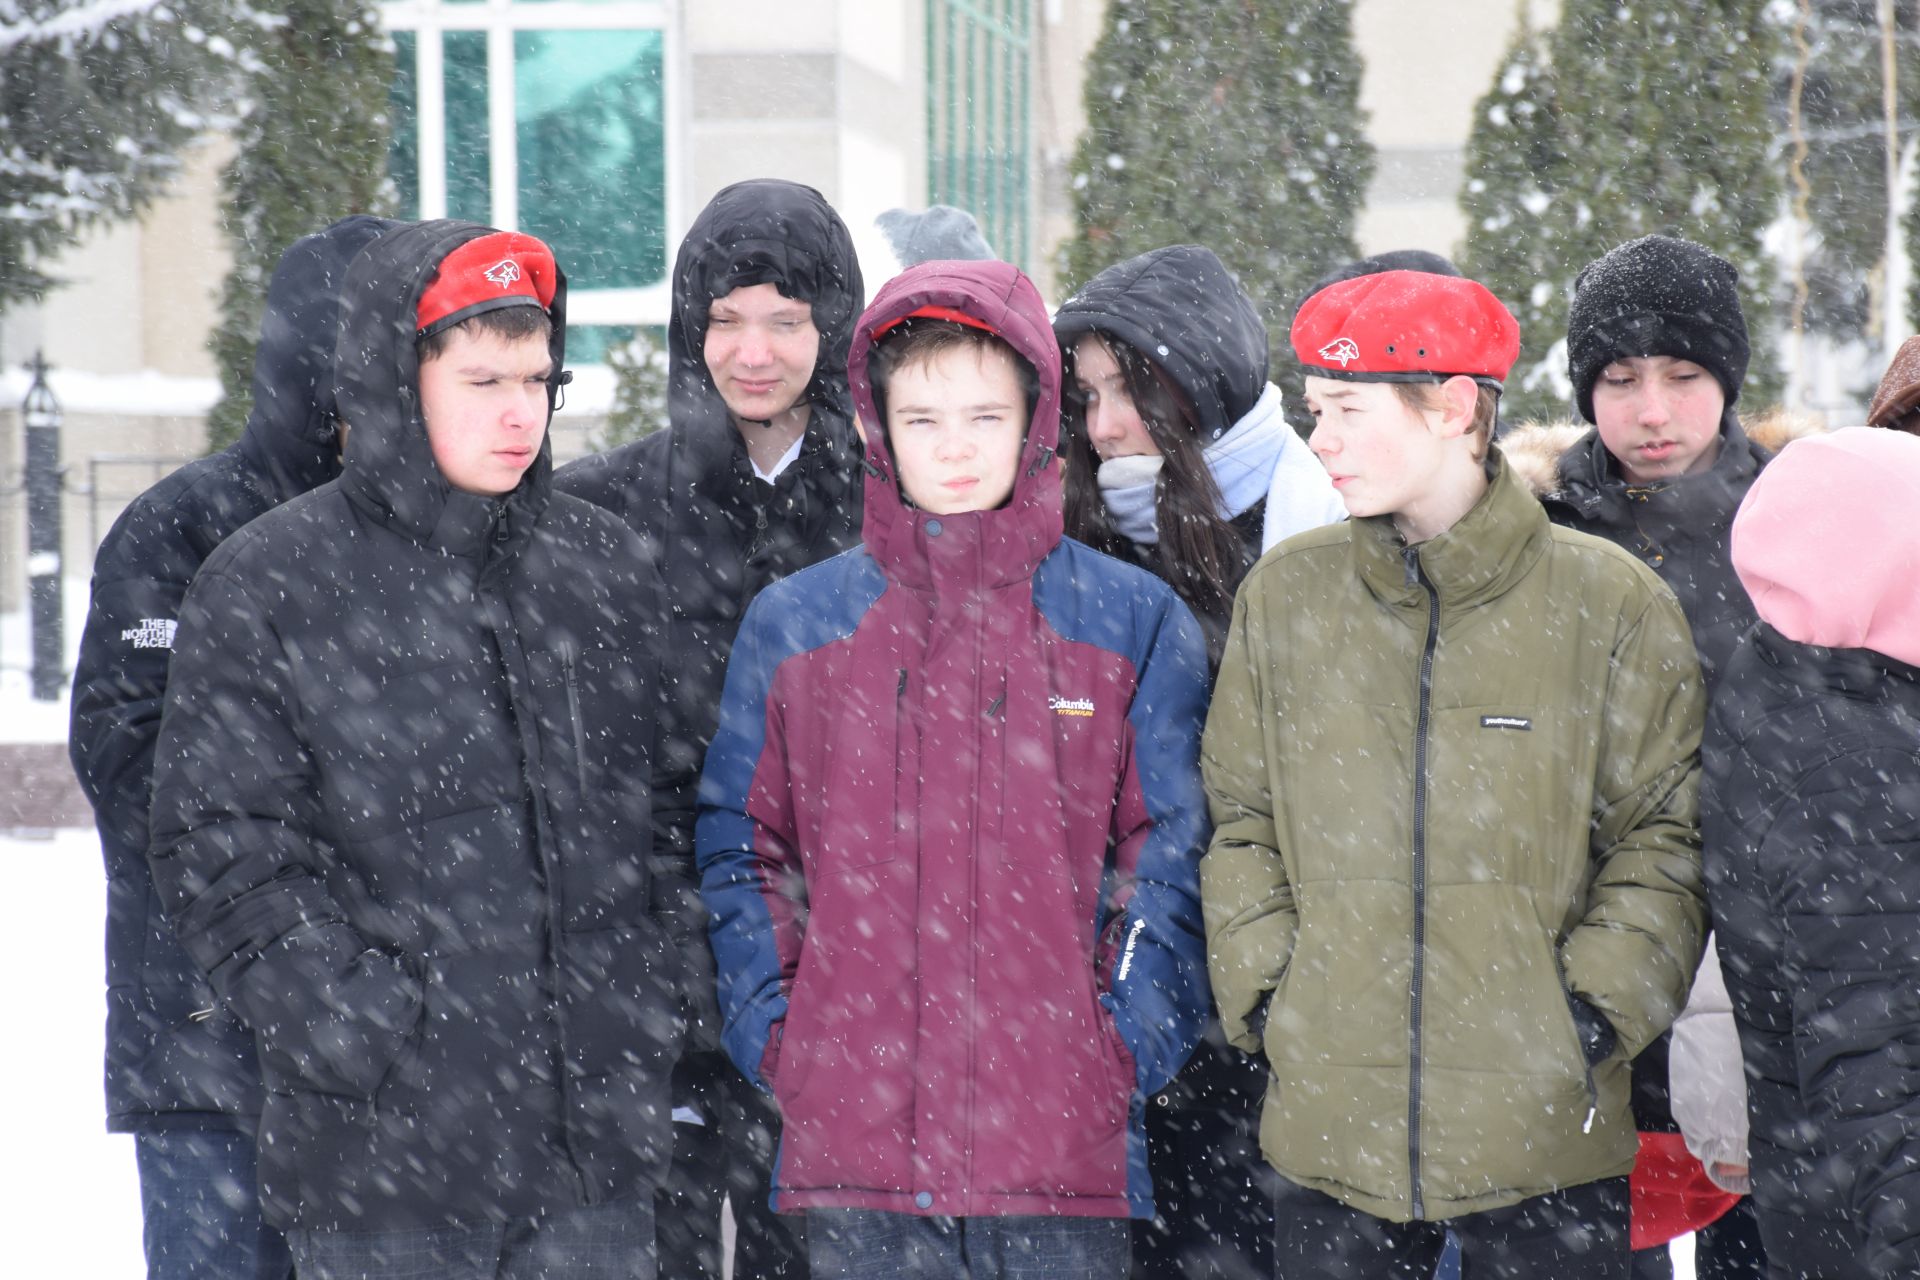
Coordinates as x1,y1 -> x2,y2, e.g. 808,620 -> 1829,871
1352,451 -> 1551,616
1555,409 -> 1764,527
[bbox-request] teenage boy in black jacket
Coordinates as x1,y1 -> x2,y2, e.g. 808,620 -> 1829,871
557,178 -> 865,1279
70,214 -> 394,1280
151,221 -> 686,1277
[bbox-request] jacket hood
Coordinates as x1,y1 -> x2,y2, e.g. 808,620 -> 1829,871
242,214 -> 400,489
334,219 -> 568,558
1867,334 -> 1920,428
669,179 -> 864,427
1053,244 -> 1268,442
1731,427 -> 1920,666
849,259 -> 1063,584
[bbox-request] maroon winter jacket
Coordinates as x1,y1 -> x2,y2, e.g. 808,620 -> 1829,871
696,259 -> 1212,1219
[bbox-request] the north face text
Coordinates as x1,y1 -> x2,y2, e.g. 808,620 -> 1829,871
122,619 -> 177,650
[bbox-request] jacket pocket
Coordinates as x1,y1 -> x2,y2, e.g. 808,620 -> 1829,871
529,645 -> 657,927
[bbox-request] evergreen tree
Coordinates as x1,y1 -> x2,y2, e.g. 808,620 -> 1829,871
204,1 -> 393,450
0,0 -> 241,313
1059,0 -> 1374,428
598,326 -> 669,449
1459,14 -> 1564,418
1460,0 -> 1783,423
1778,1 -> 1920,343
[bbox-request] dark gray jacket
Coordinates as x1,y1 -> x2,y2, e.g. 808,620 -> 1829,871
150,220 -> 686,1232
69,215 -> 394,1133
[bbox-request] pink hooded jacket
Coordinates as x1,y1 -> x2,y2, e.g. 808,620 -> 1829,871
1730,426 -> 1920,666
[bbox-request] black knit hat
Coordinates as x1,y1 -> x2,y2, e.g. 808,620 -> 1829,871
1566,235 -> 1749,424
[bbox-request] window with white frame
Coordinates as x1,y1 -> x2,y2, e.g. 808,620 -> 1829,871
383,0 -> 675,363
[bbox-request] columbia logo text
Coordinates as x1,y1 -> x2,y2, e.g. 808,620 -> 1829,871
1049,695 -> 1095,717
1117,918 -> 1147,980
1481,714 -> 1532,731
122,618 -> 177,650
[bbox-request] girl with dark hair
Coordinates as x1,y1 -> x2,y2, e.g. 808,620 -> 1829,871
1054,246 -> 1341,1280
1055,245 -> 1342,663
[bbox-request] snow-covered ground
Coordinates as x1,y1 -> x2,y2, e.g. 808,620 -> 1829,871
0,828 -> 145,1275
0,576 -> 89,742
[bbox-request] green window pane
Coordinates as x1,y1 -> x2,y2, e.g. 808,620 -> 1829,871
563,324 -> 636,367
389,31 -> 418,218
444,31 -> 491,224
515,29 -> 667,290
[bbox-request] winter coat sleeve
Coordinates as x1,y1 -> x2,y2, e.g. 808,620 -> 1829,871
1775,749 -> 1920,1278
69,536 -> 197,872
1558,587 -> 1708,1061
148,565 -> 422,1100
1671,939 -> 1751,1193
1097,593 -> 1212,1099
694,596 -> 802,1094
1199,578 -> 1294,1055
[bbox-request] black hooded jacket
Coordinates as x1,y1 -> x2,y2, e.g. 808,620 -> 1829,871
149,220 -> 685,1232
70,214 -> 395,1134
1538,410 -> 1770,692
1705,627 -> 1920,1275
554,179 -> 864,864
1530,411 -> 1769,1135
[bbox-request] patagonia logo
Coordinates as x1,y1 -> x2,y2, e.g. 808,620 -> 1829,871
1049,695 -> 1095,718
1481,714 -> 1532,731
1117,918 -> 1147,980
122,618 -> 177,650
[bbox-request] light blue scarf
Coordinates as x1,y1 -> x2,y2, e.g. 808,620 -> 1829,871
1098,383 -> 1341,548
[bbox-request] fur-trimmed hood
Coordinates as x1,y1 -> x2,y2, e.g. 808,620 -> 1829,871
1501,411 -> 1828,499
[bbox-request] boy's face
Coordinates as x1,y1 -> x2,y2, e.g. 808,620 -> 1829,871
1591,355 -> 1725,483
886,343 -> 1030,515
1304,376 -> 1448,523
704,282 -> 820,424
418,322 -> 552,496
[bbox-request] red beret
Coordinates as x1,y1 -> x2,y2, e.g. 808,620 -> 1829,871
416,231 -> 558,338
1291,269 -> 1520,387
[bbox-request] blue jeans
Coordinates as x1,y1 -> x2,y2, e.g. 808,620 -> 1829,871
808,1209 -> 1128,1280
136,1127 -> 293,1280
287,1197 -> 655,1280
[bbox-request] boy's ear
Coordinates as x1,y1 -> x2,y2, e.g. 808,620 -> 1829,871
1430,375 -> 1481,441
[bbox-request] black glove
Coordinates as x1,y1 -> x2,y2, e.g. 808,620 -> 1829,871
1567,993 -> 1618,1067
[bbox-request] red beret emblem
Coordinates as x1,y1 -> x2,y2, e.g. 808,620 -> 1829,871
1318,337 -> 1360,367
483,258 -> 523,289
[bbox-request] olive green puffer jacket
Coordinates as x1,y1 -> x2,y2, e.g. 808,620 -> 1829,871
1201,455 -> 1707,1224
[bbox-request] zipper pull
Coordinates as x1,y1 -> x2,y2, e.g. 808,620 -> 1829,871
984,693 -> 1004,718
897,668 -> 908,696
1401,545 -> 1420,589
1582,1105 -> 1596,1134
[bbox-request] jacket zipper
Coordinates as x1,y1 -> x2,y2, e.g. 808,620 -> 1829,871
1404,545 -> 1439,1220
746,499 -> 769,560
483,591 -> 592,1201
562,648 -> 588,794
